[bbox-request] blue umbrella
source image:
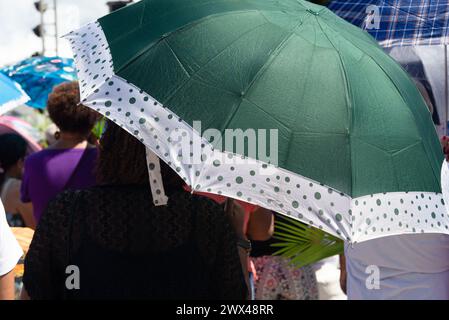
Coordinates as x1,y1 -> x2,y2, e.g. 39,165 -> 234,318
0,56 -> 77,110
0,73 -> 30,115
328,0 -> 449,47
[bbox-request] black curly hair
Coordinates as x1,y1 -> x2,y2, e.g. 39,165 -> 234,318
96,120 -> 184,194
0,133 -> 27,187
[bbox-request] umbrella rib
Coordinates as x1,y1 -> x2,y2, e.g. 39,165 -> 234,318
320,16 -> 418,197
365,63 -> 442,188
218,14 -> 314,135
319,14 -> 443,195
328,24 -> 400,191
281,17 -> 318,170
163,40 -> 191,78
148,20 -> 272,104
139,0 -> 146,27
183,77 -> 237,97
319,17 -> 420,129
240,15 -> 312,97
352,137 -> 401,155
315,16 -> 357,198
235,98 -> 293,131
391,140 -> 423,157
114,10 -> 268,75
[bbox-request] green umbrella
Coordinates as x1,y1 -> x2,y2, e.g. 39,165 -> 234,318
65,0 -> 448,243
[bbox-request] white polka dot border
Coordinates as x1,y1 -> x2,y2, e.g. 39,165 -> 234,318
65,20 -> 449,244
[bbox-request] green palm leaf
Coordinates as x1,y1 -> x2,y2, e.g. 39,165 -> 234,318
272,215 -> 344,267
92,117 -> 106,139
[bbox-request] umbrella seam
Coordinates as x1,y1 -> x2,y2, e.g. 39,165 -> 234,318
112,3 -> 318,74
391,140 -> 423,156
152,20 -> 272,104
316,16 -> 355,200
225,15 -> 314,166
352,137 -> 389,155
319,15 -> 442,193
237,98 -> 293,133
113,10 -> 270,75
239,15 -> 314,98
372,65 -> 442,190
163,40 -> 191,79
210,14 -> 316,160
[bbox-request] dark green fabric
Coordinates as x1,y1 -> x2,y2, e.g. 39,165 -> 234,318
99,0 -> 443,197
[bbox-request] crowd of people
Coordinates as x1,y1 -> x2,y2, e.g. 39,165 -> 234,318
0,81 -> 321,300
2,80 -> 449,300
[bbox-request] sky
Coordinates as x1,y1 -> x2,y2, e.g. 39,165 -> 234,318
0,0 -> 114,67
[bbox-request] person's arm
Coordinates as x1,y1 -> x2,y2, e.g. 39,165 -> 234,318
213,201 -> 248,300
223,199 -> 250,298
0,270 -> 15,300
16,202 -> 35,230
246,207 -> 274,241
339,254 -> 347,295
9,180 -> 36,229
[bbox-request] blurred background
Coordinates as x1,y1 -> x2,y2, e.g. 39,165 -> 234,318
0,0 -> 137,66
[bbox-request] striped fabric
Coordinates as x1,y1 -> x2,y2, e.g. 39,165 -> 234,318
328,0 -> 449,47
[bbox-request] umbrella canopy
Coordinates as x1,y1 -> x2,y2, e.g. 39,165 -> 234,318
328,0 -> 449,47
65,0 -> 448,243
0,73 -> 29,115
0,116 -> 42,153
0,56 -> 77,110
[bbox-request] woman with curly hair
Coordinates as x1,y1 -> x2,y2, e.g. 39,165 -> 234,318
21,81 -> 99,223
21,121 -> 247,299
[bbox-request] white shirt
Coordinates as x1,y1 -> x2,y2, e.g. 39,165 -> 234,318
344,161 -> 449,300
345,233 -> 449,300
0,199 -> 23,276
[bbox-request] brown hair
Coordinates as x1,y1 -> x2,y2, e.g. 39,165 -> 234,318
96,120 -> 184,193
47,81 -> 98,135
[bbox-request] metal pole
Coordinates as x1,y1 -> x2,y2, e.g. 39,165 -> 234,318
39,0 -> 45,55
53,0 -> 58,55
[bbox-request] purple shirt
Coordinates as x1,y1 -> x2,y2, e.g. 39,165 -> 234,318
21,148 -> 97,222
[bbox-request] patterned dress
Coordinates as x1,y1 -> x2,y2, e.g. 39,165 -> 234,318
253,255 -> 319,300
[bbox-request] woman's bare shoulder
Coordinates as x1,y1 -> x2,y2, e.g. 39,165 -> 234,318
1,178 -> 21,210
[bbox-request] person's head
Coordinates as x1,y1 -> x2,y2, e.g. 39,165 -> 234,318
0,133 -> 27,182
96,120 -> 184,193
47,81 -> 99,138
